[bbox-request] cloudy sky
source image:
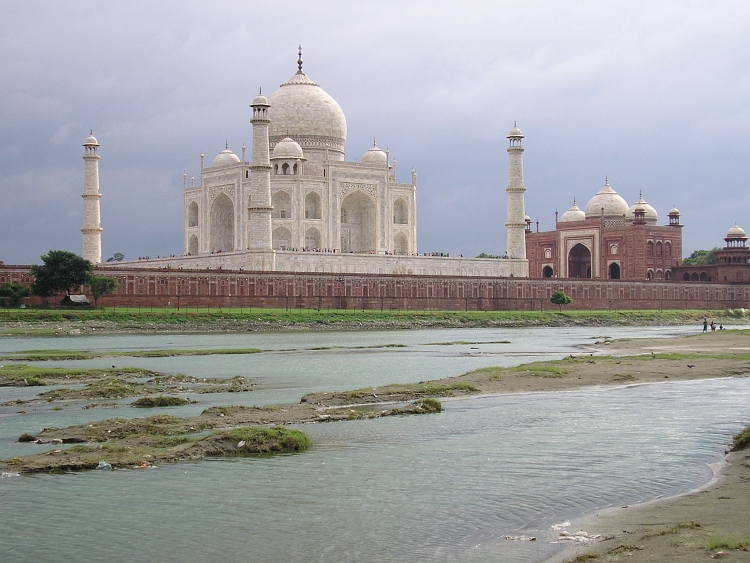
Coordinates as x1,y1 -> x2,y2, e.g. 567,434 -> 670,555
2,1 -> 749,264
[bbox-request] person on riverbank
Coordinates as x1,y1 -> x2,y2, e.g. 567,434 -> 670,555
703,319 -> 708,332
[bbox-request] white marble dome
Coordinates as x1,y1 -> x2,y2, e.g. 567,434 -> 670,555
584,181 -> 629,219
560,200 -> 586,222
272,137 -> 304,160
669,206 -> 680,216
212,148 -> 241,166
84,134 -> 98,146
267,69 -> 347,152
727,224 -> 746,238
508,125 -> 523,138
627,193 -> 658,224
361,145 -> 387,166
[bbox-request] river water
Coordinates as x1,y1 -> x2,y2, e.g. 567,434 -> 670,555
1,325 -> 749,563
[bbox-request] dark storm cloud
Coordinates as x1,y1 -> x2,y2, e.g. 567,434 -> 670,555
1,1 -> 750,264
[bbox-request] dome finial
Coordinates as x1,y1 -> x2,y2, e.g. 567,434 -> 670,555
297,44 -> 303,73
373,137 -> 377,147
259,87 -> 262,95
605,176 -> 609,185
514,120 -> 517,127
225,140 -> 228,150
573,197 -> 576,206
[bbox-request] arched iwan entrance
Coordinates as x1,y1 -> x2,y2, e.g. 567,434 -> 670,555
210,194 -> 234,253
340,191 -> 376,253
542,266 -> 553,278
608,262 -> 620,280
568,243 -> 591,278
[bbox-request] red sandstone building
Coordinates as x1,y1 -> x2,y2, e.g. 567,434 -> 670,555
671,225 -> 750,283
525,180 -> 683,280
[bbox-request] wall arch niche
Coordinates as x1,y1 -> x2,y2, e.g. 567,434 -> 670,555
393,199 -> 408,224
305,227 -> 321,249
568,243 -> 591,278
272,191 -> 291,218
542,266 -> 554,278
609,262 -> 621,279
210,194 -> 234,253
273,226 -> 291,250
340,191 -> 376,253
305,192 -> 321,219
188,234 -> 199,255
394,232 -> 408,254
188,202 -> 199,227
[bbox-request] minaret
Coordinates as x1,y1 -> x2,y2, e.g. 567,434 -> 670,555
247,90 -> 273,250
505,123 -> 526,259
81,132 -> 102,263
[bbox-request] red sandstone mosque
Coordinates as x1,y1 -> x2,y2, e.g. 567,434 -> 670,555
524,180 -> 683,281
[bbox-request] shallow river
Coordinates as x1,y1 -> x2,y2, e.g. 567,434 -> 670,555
1,325 -> 749,563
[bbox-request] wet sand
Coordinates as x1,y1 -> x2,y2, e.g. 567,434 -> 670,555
541,330 -> 750,562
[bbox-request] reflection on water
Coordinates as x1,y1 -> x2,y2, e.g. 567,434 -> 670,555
1,325 -> 747,563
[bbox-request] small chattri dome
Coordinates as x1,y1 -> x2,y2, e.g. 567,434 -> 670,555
669,206 -> 680,215
84,134 -> 99,146
727,224 -> 746,238
560,200 -> 586,222
272,137 -> 305,160
252,93 -> 270,107
627,192 -> 658,224
507,125 -> 523,138
212,148 -> 241,166
584,179 -> 629,219
361,143 -> 387,166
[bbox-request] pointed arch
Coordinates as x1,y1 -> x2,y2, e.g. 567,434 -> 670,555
305,227 -> 321,250
568,243 -> 591,278
188,201 -> 199,227
273,226 -> 292,250
272,191 -> 291,219
394,232 -> 408,254
305,192 -> 321,219
393,199 -> 408,224
210,193 -> 234,253
340,191 -> 376,253
188,234 -> 199,255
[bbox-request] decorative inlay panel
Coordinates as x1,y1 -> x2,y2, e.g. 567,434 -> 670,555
340,182 -> 377,200
208,186 -> 235,202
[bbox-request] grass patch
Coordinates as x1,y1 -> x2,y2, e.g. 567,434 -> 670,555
201,427 -> 310,455
0,347 -> 263,362
0,364 -> 154,386
706,535 -> 750,550
419,398 -> 442,413
731,423 -> 750,451
641,521 -> 701,539
510,363 -> 568,378
131,396 -> 191,408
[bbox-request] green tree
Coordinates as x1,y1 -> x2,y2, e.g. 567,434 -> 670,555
106,252 -> 124,262
682,248 -> 720,266
0,282 -> 30,307
88,275 -> 118,306
551,290 -> 573,312
30,250 -> 93,299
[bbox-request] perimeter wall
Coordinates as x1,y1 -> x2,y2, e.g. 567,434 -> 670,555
2,265 -> 748,311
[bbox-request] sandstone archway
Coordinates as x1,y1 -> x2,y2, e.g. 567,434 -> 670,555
568,243 -> 591,278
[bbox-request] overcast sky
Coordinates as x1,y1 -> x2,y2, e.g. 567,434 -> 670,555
2,1 -> 749,264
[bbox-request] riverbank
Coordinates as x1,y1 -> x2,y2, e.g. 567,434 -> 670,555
550,432 -> 750,563
0,308 -> 739,335
539,330 -> 750,563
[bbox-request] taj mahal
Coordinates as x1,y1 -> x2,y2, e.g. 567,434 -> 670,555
85,49 -> 747,284
91,48 -> 529,278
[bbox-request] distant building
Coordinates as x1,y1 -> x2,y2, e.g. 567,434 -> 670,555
671,225 -> 750,283
525,181 -> 683,280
